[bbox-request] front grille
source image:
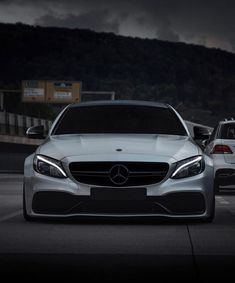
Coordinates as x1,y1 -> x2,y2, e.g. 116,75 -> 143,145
69,162 -> 169,187
74,201 -> 167,214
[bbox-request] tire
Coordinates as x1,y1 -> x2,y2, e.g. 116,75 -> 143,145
214,179 -> 220,195
202,195 -> 215,223
23,185 -> 34,221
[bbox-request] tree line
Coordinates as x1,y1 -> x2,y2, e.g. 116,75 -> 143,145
0,22 -> 235,124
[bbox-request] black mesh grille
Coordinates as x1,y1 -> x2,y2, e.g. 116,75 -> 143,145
69,162 -> 169,187
74,201 -> 167,214
32,191 -> 205,215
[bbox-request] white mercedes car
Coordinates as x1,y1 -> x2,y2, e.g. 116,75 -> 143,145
24,101 -> 215,222
204,119 -> 235,193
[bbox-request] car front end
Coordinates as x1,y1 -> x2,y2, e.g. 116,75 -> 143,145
24,101 -> 215,221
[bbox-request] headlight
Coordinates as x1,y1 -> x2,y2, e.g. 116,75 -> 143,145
33,155 -> 67,178
171,156 -> 205,179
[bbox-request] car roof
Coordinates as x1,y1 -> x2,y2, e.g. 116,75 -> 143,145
219,120 -> 235,125
68,100 -> 169,109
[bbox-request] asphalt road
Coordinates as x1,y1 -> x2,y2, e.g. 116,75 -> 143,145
1,175 -> 235,282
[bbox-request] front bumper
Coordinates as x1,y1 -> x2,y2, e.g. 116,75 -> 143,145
213,156 -> 235,188
24,155 -> 214,219
32,191 -> 206,216
215,169 -> 235,187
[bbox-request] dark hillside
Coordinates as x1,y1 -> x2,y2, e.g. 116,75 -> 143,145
0,23 -> 235,124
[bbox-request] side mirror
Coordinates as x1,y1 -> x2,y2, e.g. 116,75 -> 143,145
201,139 -> 209,149
26,125 -> 46,139
193,126 -> 211,140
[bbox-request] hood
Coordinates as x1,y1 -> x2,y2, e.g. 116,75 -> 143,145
38,134 -> 200,163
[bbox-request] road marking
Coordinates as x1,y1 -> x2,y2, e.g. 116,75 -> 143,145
0,210 -> 22,222
216,196 -> 229,205
0,174 -> 23,180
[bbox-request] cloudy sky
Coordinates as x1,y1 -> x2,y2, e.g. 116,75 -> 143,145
0,0 -> 235,52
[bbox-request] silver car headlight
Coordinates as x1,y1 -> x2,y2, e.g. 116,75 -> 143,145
171,156 -> 205,179
33,155 -> 67,178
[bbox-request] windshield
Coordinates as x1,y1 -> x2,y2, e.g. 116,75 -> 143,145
53,105 -> 187,135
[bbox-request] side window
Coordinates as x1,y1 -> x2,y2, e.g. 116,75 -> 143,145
227,125 -> 235,139
220,123 -> 235,139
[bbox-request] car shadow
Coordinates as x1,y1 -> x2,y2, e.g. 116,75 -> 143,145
27,215 -> 205,226
216,190 -> 235,196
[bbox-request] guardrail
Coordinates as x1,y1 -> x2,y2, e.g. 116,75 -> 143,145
0,111 -> 52,137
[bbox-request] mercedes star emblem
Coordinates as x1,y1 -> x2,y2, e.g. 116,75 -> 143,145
109,164 -> 129,185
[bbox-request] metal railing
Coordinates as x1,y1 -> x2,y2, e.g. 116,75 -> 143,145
0,111 -> 52,137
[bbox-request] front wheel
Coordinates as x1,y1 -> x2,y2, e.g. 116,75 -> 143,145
202,196 -> 215,223
23,185 -> 34,221
214,180 -> 220,195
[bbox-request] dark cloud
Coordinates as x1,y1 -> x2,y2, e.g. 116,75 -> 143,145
0,0 -> 235,52
36,10 -> 119,33
156,20 -> 180,42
